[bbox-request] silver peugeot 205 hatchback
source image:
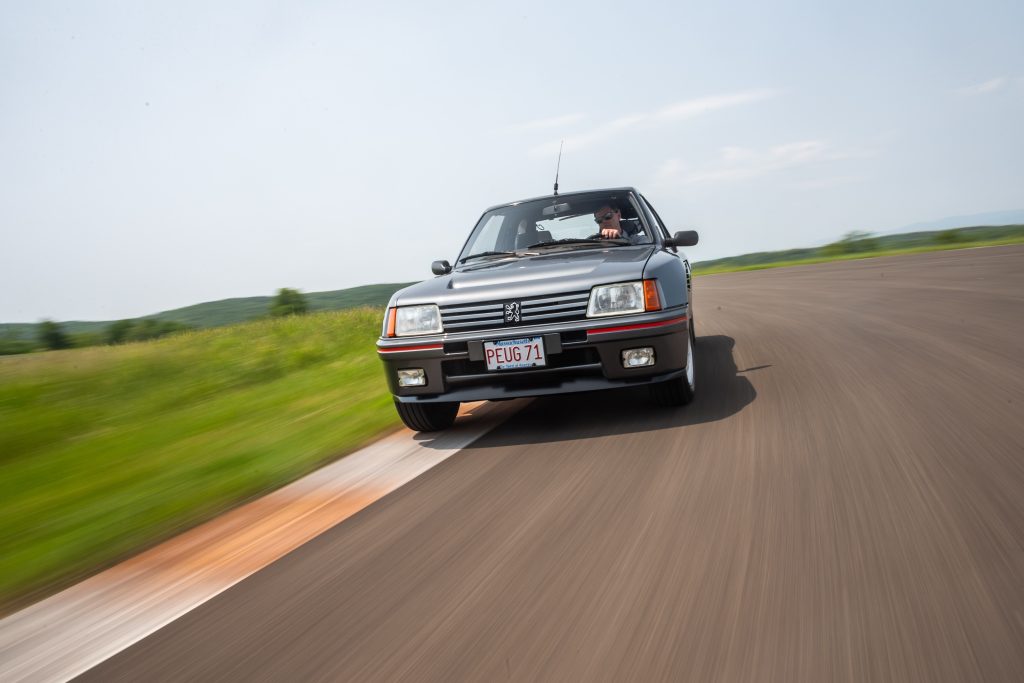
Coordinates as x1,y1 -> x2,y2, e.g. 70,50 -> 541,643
377,187 -> 698,432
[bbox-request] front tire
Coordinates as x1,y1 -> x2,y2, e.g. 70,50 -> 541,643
394,400 -> 459,432
650,322 -> 696,407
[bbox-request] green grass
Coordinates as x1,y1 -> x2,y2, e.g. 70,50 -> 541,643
693,231 -> 1024,275
0,307 -> 399,612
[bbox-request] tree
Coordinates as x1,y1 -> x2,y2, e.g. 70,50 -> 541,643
821,231 -> 880,256
106,319 -> 134,344
126,319 -> 191,342
936,229 -> 961,245
38,320 -> 70,350
128,319 -> 163,341
270,288 -> 309,317
105,319 -> 190,345
68,331 -> 104,348
0,332 -> 33,355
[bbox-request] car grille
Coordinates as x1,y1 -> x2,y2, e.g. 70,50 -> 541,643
440,289 -> 590,333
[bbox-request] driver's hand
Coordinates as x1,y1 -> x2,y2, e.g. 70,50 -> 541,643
600,227 -> 621,238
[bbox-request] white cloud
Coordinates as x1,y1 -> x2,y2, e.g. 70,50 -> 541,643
651,90 -> 778,122
653,140 -> 874,187
955,77 -> 1007,96
510,113 -> 586,131
529,88 -> 778,156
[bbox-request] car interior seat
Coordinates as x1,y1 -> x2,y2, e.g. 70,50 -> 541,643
620,217 -> 644,236
516,227 -> 553,249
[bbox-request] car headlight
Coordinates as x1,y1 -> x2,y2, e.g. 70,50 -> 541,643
393,304 -> 443,336
587,281 -> 645,317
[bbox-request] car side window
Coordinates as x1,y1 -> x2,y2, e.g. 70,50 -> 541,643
640,196 -> 671,241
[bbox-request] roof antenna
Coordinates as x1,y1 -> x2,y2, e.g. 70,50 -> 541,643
553,140 -> 564,196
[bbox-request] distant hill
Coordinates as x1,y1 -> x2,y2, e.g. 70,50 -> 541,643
135,282 -> 417,328
692,224 -> 1023,272
890,210 -> 1024,234
0,282 -> 416,342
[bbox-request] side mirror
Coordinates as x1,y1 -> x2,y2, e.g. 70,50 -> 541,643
665,230 -> 699,248
431,260 -> 452,275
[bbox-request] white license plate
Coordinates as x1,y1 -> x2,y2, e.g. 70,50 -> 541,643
484,337 -> 546,371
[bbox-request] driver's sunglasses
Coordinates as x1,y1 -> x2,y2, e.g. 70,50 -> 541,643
594,212 -> 615,224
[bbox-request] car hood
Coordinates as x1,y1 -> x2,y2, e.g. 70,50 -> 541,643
394,245 -> 655,307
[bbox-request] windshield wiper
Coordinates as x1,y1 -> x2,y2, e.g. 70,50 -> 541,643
458,250 -> 517,264
525,238 -> 630,249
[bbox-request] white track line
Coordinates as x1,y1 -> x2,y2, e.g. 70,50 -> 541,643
0,400 -> 524,683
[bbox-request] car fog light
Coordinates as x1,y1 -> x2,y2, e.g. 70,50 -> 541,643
397,368 -> 427,387
621,347 -> 655,368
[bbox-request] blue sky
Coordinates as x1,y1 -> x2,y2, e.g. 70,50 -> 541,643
1,0 -> 1022,321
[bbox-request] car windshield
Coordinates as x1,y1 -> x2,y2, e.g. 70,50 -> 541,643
457,191 -> 652,263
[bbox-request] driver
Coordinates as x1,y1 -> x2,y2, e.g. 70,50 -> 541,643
594,202 -> 642,242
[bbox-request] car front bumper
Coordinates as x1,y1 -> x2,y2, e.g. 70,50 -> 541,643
377,308 -> 690,403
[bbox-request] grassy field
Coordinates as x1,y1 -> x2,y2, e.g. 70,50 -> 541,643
0,308 -> 398,612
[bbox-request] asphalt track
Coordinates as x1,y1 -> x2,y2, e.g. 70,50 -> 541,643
80,246 -> 1023,682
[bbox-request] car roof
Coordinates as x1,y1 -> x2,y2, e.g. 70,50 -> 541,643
483,187 -> 640,213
